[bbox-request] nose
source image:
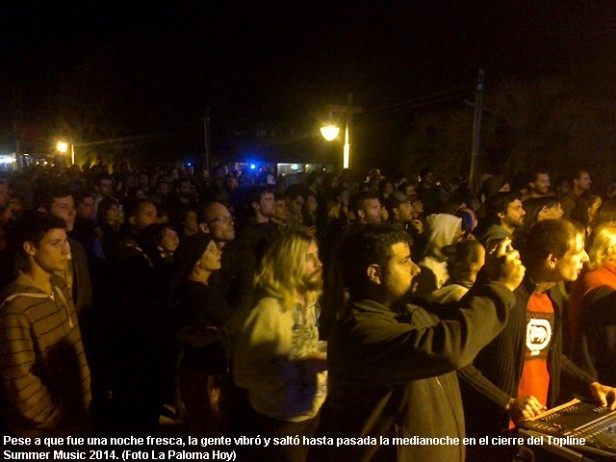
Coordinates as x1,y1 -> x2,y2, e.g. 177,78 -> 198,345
411,262 -> 421,276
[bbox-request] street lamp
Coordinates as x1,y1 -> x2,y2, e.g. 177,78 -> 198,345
320,124 -> 340,141
56,141 -> 75,165
319,93 -> 361,170
320,121 -> 351,169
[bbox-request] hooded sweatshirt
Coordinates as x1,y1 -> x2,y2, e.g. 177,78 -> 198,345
415,214 -> 462,298
0,272 -> 91,436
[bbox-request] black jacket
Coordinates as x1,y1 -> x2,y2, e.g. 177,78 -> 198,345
460,277 -> 596,438
574,287 -> 616,385
327,282 -> 515,462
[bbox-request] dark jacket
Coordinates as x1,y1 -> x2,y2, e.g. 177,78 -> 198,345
479,224 -> 511,251
575,287 -> 616,385
68,237 -> 93,316
327,282 -> 516,462
208,239 -> 256,315
237,218 -> 280,265
460,277 -> 596,439
173,280 -> 231,374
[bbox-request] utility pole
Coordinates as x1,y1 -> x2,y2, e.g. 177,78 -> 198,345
203,107 -> 211,171
469,68 -> 484,188
11,87 -> 23,169
325,93 -> 362,170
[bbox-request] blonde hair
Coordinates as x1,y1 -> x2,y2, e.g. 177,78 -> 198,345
587,224 -> 616,270
256,230 -> 321,310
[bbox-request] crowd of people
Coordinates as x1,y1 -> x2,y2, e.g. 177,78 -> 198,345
1,157 -> 616,461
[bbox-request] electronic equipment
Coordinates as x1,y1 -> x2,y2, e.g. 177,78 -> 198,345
519,399 -> 616,461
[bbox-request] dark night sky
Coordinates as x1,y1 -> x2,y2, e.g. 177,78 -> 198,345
1,1 -> 615,160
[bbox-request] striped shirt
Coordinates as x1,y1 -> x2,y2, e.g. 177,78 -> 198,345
0,272 -> 91,436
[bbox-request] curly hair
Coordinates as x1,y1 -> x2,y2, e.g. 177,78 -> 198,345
340,224 -> 411,301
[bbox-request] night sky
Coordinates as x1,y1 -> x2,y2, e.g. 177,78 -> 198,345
1,1 -> 615,165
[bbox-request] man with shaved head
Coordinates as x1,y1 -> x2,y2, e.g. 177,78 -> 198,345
199,201 -> 236,243
197,202 -> 255,314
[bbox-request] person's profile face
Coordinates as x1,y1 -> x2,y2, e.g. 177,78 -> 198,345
382,242 -> 417,300
554,233 -> 588,282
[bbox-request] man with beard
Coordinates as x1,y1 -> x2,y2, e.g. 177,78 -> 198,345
168,177 -> 198,223
385,191 -> 414,229
351,191 -> 383,225
233,230 -> 327,462
561,169 -> 593,219
480,191 -> 526,250
327,224 -> 524,462
461,219 -> 616,461
522,168 -> 552,201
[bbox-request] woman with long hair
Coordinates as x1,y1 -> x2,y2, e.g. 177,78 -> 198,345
170,233 -> 232,436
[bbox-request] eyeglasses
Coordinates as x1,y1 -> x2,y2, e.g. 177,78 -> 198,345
207,215 -> 234,224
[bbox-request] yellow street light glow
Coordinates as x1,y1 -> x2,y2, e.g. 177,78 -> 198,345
320,125 -> 340,141
57,142 -> 69,153
343,124 -> 350,169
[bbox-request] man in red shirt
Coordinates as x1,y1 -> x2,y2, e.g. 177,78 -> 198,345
462,219 -> 616,460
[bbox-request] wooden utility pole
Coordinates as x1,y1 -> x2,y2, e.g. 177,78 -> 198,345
203,107 -> 211,171
469,68 -> 484,187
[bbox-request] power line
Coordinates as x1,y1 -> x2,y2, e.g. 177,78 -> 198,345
365,84 -> 474,115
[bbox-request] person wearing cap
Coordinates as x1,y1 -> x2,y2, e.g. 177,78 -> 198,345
385,191 -> 414,229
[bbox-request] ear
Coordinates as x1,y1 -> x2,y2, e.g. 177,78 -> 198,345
497,211 -> 505,221
251,201 -> 259,211
357,209 -> 366,219
128,215 -> 137,226
23,241 -> 37,257
366,264 -> 381,285
546,253 -> 558,270
198,223 -> 210,234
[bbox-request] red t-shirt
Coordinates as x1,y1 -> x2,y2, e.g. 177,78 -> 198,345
517,292 -> 555,407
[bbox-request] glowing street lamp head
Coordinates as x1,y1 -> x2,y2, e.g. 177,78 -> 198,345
57,142 -> 68,153
320,125 -> 340,141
